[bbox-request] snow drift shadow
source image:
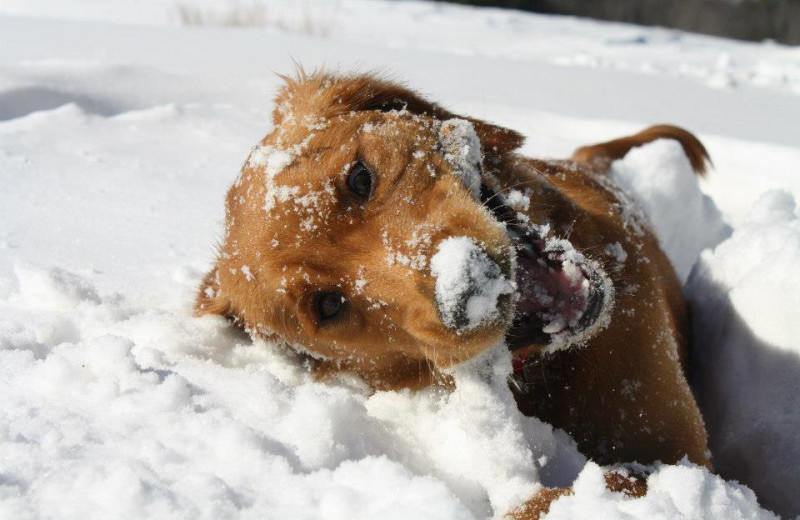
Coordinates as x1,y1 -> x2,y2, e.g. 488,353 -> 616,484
689,275 -> 800,519
0,86 -> 122,121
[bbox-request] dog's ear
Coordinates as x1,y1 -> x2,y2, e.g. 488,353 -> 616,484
194,266 -> 231,318
272,72 -> 524,156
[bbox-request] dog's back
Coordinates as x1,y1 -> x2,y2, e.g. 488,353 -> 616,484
505,126 -> 710,466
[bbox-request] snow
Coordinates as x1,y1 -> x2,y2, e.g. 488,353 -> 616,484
0,1 -> 798,519
686,190 -> 800,519
604,242 -> 628,265
438,118 -> 483,200
545,461 -> 778,520
373,348 -> 544,515
430,236 -> 514,332
0,287 -> 474,520
610,139 -> 731,282
506,189 -> 531,212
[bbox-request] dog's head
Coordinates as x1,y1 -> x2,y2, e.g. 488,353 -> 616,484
197,72 -> 608,386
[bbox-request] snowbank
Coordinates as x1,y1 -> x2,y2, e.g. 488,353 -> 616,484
687,190 -> 800,519
610,139 -> 730,282
546,461 -> 777,520
0,263 -> 559,519
610,143 -> 799,518
0,260 -> 776,520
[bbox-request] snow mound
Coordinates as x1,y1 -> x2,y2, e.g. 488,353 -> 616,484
13,263 -> 101,309
0,265 -> 781,520
546,460 -> 778,520
373,347 -> 548,515
0,263 -> 571,519
686,190 -> 800,519
430,236 -> 514,332
611,139 -> 731,282
438,118 -> 483,201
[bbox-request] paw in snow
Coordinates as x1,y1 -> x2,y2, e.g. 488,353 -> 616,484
543,460 -> 777,520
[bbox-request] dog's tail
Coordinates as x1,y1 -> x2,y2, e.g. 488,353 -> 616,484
571,124 -> 712,177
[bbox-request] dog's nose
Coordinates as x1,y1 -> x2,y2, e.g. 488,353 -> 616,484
429,236 -> 515,332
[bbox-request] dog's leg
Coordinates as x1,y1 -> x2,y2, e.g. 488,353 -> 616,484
571,124 -> 711,176
508,471 -> 648,520
508,487 -> 572,520
194,267 -> 231,317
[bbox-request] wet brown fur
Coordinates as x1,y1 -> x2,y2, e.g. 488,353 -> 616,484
196,71 -> 710,518
508,471 -> 647,519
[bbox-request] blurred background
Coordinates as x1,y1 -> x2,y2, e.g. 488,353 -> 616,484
437,0 -> 800,44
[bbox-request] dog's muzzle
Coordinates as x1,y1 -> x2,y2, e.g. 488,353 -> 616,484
479,184 -> 612,352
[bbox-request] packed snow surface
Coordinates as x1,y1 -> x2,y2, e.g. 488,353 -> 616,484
0,1 -> 799,519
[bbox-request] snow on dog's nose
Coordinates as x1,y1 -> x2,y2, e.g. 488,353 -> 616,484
430,236 -> 515,333
438,118 -> 483,201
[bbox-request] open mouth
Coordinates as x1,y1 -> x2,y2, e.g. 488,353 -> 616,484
480,184 -> 611,353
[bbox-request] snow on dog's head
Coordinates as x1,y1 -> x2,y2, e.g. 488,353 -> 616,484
437,118 -> 483,201
195,71 -> 526,388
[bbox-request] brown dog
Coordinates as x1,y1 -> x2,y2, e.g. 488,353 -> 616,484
196,71 -> 710,516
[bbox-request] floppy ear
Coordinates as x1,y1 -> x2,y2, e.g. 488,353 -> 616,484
194,266 -> 231,318
272,71 -> 524,156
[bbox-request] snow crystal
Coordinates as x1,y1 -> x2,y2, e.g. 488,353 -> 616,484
247,132 -> 319,216
604,241 -> 628,264
382,228 -> 432,271
506,189 -> 531,212
437,119 -> 483,201
430,236 -> 514,332
240,265 -> 253,282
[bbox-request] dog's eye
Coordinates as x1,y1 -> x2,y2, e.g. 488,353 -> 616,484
347,162 -> 373,200
317,292 -> 346,321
